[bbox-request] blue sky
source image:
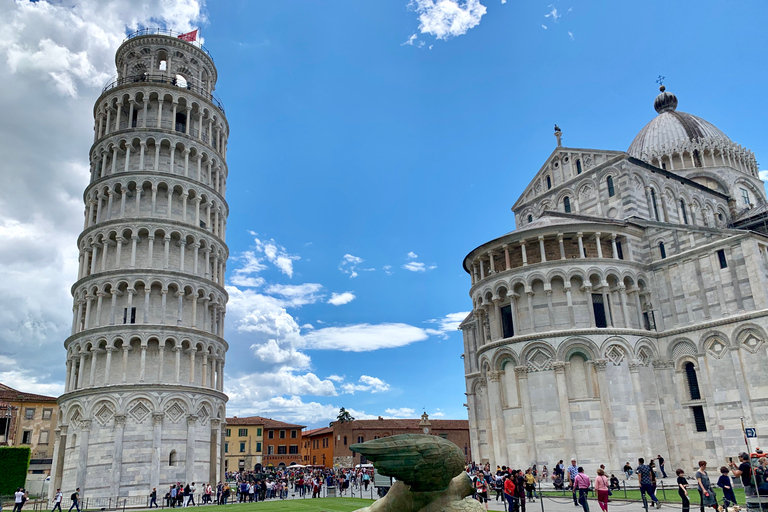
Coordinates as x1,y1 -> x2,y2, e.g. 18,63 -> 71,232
0,0 -> 766,428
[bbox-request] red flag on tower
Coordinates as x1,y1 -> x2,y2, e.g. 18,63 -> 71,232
177,29 -> 198,42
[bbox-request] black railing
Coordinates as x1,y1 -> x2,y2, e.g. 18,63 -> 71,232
123,28 -> 213,61
101,74 -> 225,113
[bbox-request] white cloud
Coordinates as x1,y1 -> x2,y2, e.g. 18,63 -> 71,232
342,375 -> 391,395
339,253 -> 364,278
568,31 -> 574,40
385,407 -> 415,418
328,292 -> 356,306
408,0 -> 487,41
430,311 -> 471,333
407,251 -> 418,259
431,409 -> 446,418
500,0 -> 506,3
541,24 -> 548,29
544,4 -> 561,21
403,261 -> 437,272
759,170 -> 768,181
402,33 -> 418,46
304,323 -> 430,352
383,265 -> 394,275
0,0 -> 205,392
224,395 -> 378,426
265,283 -> 324,307
249,233 -> 300,278
327,374 -> 345,382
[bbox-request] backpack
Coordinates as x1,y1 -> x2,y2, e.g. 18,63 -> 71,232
71,493 -> 77,501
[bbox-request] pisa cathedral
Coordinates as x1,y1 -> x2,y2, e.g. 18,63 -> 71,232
461,86 -> 767,471
50,30 -> 230,498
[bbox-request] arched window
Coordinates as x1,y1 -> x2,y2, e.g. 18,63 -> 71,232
650,189 -> 660,220
175,111 -> 187,133
357,436 -> 364,443
546,176 -> 552,189
169,450 -> 177,466
576,160 -> 582,174
527,214 -> 533,223
684,362 -> 701,400
563,196 -> 571,213
607,176 -> 615,197
659,242 -> 666,259
680,199 -> 688,224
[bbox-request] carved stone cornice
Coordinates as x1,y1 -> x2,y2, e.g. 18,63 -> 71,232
514,366 -> 529,376
592,359 -> 608,372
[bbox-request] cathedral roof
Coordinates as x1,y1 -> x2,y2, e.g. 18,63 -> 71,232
627,86 -> 733,161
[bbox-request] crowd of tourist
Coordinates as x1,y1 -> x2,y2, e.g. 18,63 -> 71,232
466,452 -> 759,512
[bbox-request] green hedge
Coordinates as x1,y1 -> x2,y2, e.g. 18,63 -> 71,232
0,447 -> 30,495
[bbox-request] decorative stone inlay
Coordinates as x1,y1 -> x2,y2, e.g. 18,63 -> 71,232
128,400 -> 152,423
70,409 -> 83,428
526,348 -> 553,372
706,338 -> 727,359
165,401 -> 185,423
742,333 -> 764,354
672,341 -> 696,360
197,405 -> 210,425
606,345 -> 626,366
637,347 -> 653,366
94,403 -> 114,426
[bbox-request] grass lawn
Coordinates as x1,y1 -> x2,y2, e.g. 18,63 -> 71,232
540,487 -> 747,505
182,498 -> 376,512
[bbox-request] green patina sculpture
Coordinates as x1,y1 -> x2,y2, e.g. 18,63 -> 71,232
350,434 -> 484,512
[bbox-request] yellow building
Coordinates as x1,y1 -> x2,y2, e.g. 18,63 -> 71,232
0,383 -> 59,474
224,416 -> 265,473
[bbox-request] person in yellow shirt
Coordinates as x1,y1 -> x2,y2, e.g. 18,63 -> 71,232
525,469 -> 537,502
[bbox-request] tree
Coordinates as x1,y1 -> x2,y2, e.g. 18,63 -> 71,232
330,407 -> 355,426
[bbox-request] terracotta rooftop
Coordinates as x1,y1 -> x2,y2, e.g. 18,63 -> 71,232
226,415 -> 305,429
303,427 -> 333,437
0,383 -> 57,403
336,418 -> 469,430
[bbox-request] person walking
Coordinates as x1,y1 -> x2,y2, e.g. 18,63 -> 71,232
67,489 -> 80,512
676,469 -> 690,512
51,489 -> 63,512
504,473 -> 517,512
567,459 -> 580,506
474,471 -> 489,511
574,467 -> 591,512
150,488 -> 158,508
595,468 -> 609,512
636,458 -> 661,509
717,466 -> 737,509
657,455 -> 668,479
695,461 -> 718,512
12,488 -> 26,512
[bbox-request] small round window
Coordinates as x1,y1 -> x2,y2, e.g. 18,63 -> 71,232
553,161 -> 559,168
564,156 -> 569,163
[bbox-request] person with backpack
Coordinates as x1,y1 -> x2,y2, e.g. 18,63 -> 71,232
67,489 -> 80,512
149,487 -> 158,508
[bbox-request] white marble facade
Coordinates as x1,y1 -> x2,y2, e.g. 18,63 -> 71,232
461,87 -> 768,473
51,30 -> 229,499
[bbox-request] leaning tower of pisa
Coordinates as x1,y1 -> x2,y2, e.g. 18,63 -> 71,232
51,29 -> 230,499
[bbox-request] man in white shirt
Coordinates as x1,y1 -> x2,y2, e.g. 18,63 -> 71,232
51,489 -> 63,512
13,488 -> 26,512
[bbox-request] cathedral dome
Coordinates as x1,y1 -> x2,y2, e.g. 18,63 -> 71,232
627,86 -> 733,161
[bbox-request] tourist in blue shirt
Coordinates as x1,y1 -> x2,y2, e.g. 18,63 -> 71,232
636,458 -> 660,508
567,459 -> 579,506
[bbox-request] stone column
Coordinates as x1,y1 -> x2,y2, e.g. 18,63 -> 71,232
174,346 -> 182,383
219,422 -> 227,483
584,285 -> 595,326
558,234 -> 566,259
88,349 -> 98,386
487,371 -> 508,466
503,244 -> 510,270
520,241 -> 528,266
210,419 -> 220,487
593,360 -> 619,465
595,232 -> 603,258
629,362 -> 652,455
139,345 -> 147,382
51,426 -> 67,500
104,347 -> 114,385
76,420 -> 91,494
515,366 -> 538,464
488,251 -> 495,273
652,360 -> 688,470
577,232 -> 585,258
545,289 -> 555,327
564,286 -> 575,325
158,345 -> 165,382
151,413 -> 164,491
538,236 -> 547,262
611,234 -> 619,259
188,349 -> 196,384
553,362 -> 575,457
618,285 -> 630,328
526,291 -> 535,332
185,415 -> 198,484
111,415 -> 126,497
95,292 -> 104,327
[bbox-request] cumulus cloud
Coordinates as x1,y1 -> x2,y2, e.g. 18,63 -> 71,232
407,0 -> 487,41
223,394 -> 378,425
0,0 -> 205,392
339,253 -> 364,278
326,374 -> 345,382
426,311 -> 471,335
759,170 -> 768,181
431,409 -> 446,418
401,252 -> 436,272
247,232 -> 301,278
328,292 -> 356,306
304,323 -> 430,352
341,375 -> 390,395
385,407 -> 415,418
265,283 -> 324,307
407,251 -> 418,259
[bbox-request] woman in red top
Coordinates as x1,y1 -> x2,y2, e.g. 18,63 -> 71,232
504,474 -> 516,512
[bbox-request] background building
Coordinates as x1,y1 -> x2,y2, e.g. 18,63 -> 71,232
224,416 -> 264,473
302,427 -> 333,467
52,28 -> 230,498
332,413 -> 470,467
461,86 -> 766,472
261,418 -> 305,469
0,384 -> 59,475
